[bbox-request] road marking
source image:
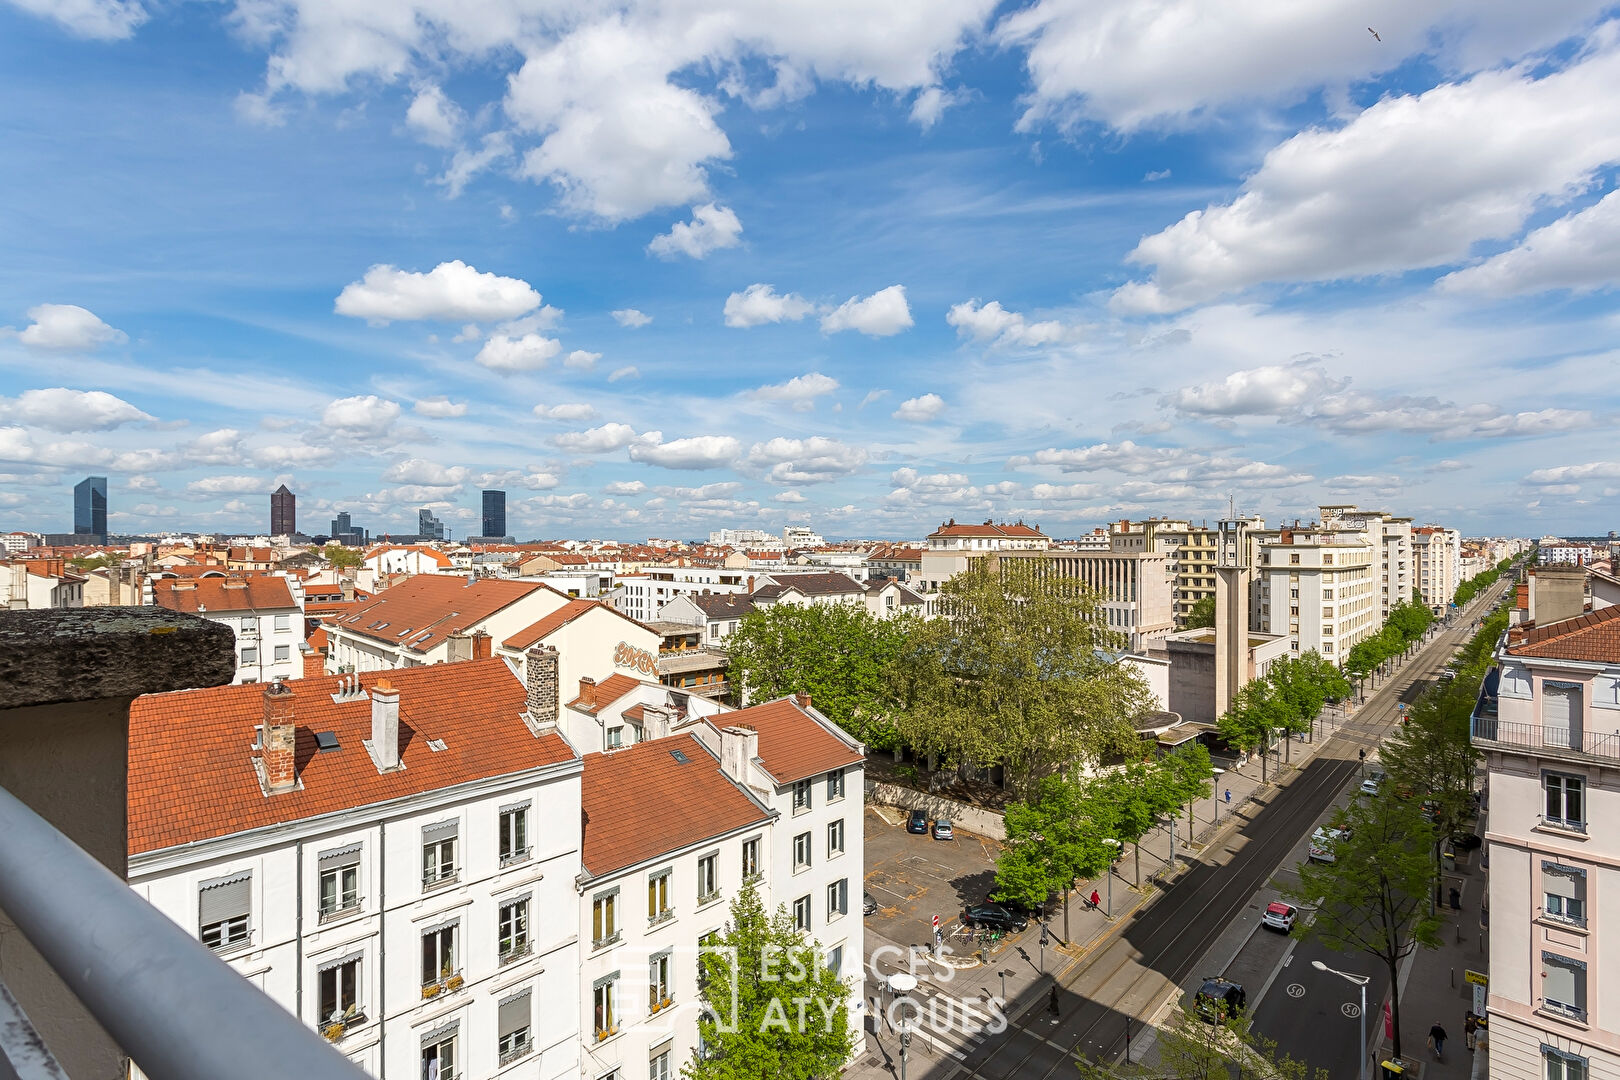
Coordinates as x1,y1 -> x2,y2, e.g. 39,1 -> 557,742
1343,1003 -> 1362,1018
1286,983 -> 1306,998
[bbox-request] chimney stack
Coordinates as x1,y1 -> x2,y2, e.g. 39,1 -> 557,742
261,681 -> 298,794
472,630 -> 492,660
446,630 -> 472,663
369,679 -> 401,771
1533,564 -> 1586,627
718,725 -> 758,784
339,578 -> 354,602
578,675 -> 597,706
524,646 -> 559,733
794,691 -> 812,712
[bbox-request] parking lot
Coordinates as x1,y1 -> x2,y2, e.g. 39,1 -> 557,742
862,805 -> 1019,955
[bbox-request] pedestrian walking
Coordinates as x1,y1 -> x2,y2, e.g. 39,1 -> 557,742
1449,886 -> 1462,911
1224,788 -> 1232,805
1088,889 -> 1101,911
1429,1021 -> 1448,1059
1464,1013 -> 1479,1050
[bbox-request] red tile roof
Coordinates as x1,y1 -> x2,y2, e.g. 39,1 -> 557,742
330,575 -> 547,654
151,576 -> 298,614
721,697 -> 863,784
568,673 -> 642,715
502,598 -> 649,651
1506,604 -> 1620,662
580,734 -> 770,877
363,544 -> 452,567
928,519 -> 1047,539
128,658 -> 575,854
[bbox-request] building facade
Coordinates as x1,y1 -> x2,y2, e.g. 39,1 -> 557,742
150,575 -> 304,684
482,490 -> 507,540
989,549 -> 1175,651
917,519 -> 1051,594
1253,527 -> 1378,660
74,474 -> 107,539
271,484 -> 297,536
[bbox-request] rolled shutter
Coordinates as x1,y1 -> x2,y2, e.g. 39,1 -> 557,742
199,871 -> 251,925
419,1018 -> 459,1046
318,950 -> 363,974
1543,953 -> 1583,1008
422,819 -> 458,841
1544,862 -> 1583,900
319,844 -> 361,870
1544,684 -> 1577,727
498,989 -> 531,1038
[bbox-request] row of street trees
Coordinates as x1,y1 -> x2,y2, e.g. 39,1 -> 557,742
1215,651 -> 1351,781
1453,554 -> 1515,609
1342,593 -> 1436,695
727,559 -> 1160,796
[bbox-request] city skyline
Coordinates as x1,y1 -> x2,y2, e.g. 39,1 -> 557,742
3,4 -> 1620,540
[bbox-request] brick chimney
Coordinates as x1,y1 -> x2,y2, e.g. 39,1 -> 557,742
472,630 -> 492,660
718,725 -> 758,783
369,679 -> 401,771
525,646 -> 559,732
579,675 -> 599,707
300,643 -> 324,679
261,681 -> 298,794
794,691 -> 812,712
339,578 -> 354,602
446,630 -> 472,663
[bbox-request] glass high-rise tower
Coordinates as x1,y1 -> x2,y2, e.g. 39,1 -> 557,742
481,490 -> 506,539
74,476 -> 107,538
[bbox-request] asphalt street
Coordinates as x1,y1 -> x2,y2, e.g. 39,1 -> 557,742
1251,929 -> 1392,1078
914,579 -> 1510,1080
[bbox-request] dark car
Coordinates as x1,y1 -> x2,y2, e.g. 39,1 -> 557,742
963,903 -> 1028,933
932,818 -> 954,841
863,891 -> 878,916
1194,977 -> 1247,1023
906,809 -> 929,834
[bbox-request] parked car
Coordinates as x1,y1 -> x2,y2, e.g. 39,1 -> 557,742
863,891 -> 878,916
906,809 -> 929,834
1308,826 -> 1348,863
1194,978 -> 1247,1023
1261,901 -> 1297,933
1358,776 -> 1381,797
963,902 -> 1028,933
1450,831 -> 1483,851
932,818 -> 954,841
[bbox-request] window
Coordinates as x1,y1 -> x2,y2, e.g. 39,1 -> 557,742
650,1047 -> 672,1080
826,945 -> 844,978
1323,589 -> 1333,599
648,869 -> 673,923
827,769 -> 845,800
1543,863 -> 1587,927
1323,553 -> 1334,565
498,989 -> 532,1065
606,726 -> 623,749
741,836 -> 761,881
198,871 -> 251,950
1545,772 -> 1585,830
1290,553 -> 1300,565
275,614 -> 290,631
499,802 -> 530,866
1541,952 -> 1587,1021
1545,1046 -> 1588,1080
793,895 -> 811,932
499,897 -> 531,964
421,1024 -> 457,1080
274,644 -> 290,662
793,831 -> 812,870
793,779 -> 812,812
318,846 -> 360,920
240,646 -> 258,666
593,888 -> 620,947
649,951 -> 672,1011
827,878 -> 848,919
593,973 -> 619,1039
1290,606 -> 1299,616
318,953 -> 362,1027
422,820 -> 458,888
697,930 -> 721,992
421,921 -> 458,986
828,819 -> 845,856
697,853 -> 719,903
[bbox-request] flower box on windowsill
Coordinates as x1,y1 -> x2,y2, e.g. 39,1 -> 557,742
591,930 -> 622,951
445,974 -> 464,992
594,1024 -> 619,1043
422,982 -> 442,1000
697,890 -> 722,907
649,994 -> 674,1015
649,908 -> 675,927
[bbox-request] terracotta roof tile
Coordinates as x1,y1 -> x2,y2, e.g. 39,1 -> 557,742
332,575 -> 547,653
722,697 -> 863,785
580,734 -> 770,877
128,658 -> 575,854
1506,604 -> 1620,662
503,598 -> 648,650
568,673 -> 642,715
151,576 -> 298,614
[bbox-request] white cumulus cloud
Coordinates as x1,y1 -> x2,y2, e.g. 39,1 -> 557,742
893,393 -> 946,422
335,260 -> 541,324
382,458 -> 469,485
1439,189 -> 1620,296
612,308 -> 652,328
648,203 -> 743,259
821,284 -> 913,336
535,402 -> 598,422
563,349 -> 600,370
629,434 -> 741,470
723,284 -> 814,328
475,332 -> 562,372
946,299 -> 1070,347
185,474 -> 272,495
5,304 -> 127,350
747,436 -> 867,483
321,394 -> 401,437
8,0 -> 148,40
554,423 -> 645,453
405,83 -> 463,146
604,480 -> 647,495
413,395 -> 467,417
2,388 -> 151,431
747,372 -> 839,411
608,365 -> 640,382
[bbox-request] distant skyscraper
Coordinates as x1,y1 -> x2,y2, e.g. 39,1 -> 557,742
418,507 -> 446,540
270,484 -> 296,535
330,510 -> 365,545
482,490 -> 506,539
74,476 -> 107,539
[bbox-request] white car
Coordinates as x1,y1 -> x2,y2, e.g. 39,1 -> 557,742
1308,826 -> 1348,863
1262,901 -> 1297,932
1359,777 -> 1381,796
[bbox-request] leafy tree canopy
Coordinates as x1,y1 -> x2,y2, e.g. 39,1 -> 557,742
1185,595 -> 1216,629
323,544 -> 363,569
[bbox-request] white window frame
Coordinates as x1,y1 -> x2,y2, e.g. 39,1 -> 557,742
317,955 -> 362,1027
828,819 -> 845,857
498,897 -> 531,964
1544,771 -> 1586,831
648,868 -> 673,924
741,836 -> 761,881
421,922 -> 458,986
696,852 -> 719,904
422,836 -> 457,888
593,888 -> 621,948
499,803 -> 531,866
792,895 -> 811,932
827,769 -> 845,801
319,861 -> 360,920
827,878 -> 847,920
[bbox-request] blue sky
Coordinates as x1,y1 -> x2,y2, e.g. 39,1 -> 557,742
3,0 -> 1619,541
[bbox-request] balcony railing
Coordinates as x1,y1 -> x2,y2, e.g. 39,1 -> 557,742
1471,716 -> 1620,763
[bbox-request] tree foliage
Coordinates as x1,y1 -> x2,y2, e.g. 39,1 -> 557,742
687,879 -> 854,1080
323,544 -> 363,569
894,559 -> 1157,795
724,603 -> 911,748
1185,595 -> 1216,629
1287,794 -> 1441,1061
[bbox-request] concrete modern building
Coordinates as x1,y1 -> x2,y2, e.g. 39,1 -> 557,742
918,519 -> 1050,594
1475,564 -> 1620,1078
418,508 -> 446,541
1253,526 -> 1378,661
331,511 -> 367,546
1414,525 -> 1463,613
988,549 -> 1174,651
482,490 -> 507,541
271,484 -> 296,537
1109,518 -> 1219,628
1319,506 -> 1414,620
74,475 -> 107,540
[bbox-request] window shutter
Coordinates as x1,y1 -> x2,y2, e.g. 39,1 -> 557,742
422,818 -> 458,841
198,871 -> 251,925
317,950 -> 363,974
419,1018 -> 459,1046
1544,862 -> 1583,900
498,988 -> 531,1038
1543,684 -> 1578,728
1543,953 -> 1582,1006
499,799 -> 531,816
319,844 -> 361,870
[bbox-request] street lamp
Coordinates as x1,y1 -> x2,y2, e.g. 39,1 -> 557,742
888,973 -> 919,1080
1312,960 -> 1371,1080
1101,839 -> 1121,917
1211,768 -> 1225,828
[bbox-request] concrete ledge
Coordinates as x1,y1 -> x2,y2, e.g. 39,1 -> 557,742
0,607 -> 236,711
868,781 -> 1007,840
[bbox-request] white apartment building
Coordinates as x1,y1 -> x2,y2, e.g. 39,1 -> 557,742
610,566 -> 750,624
1254,527 -> 1378,660
323,575 -> 569,672
150,575 -> 303,684
918,519 -> 1051,593
0,559 -> 85,609
782,526 -> 824,549
658,593 -> 758,646
496,597 -> 661,705
362,545 -> 454,577
1319,505 -> 1414,619
0,531 -> 41,553
1414,526 -> 1462,613
751,571 -> 868,610
1541,543 -> 1609,566
707,528 -> 780,549
127,657 -> 587,1080
990,549 -> 1175,651
1109,518 -> 1219,628
1475,566 -> 1620,1078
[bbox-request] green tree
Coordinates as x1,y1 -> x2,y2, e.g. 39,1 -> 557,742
1381,679 -> 1480,908
1217,680 -> 1289,782
1091,761 -> 1181,889
1077,1007 -> 1330,1080
1185,595 -> 1216,629
687,880 -> 854,1080
724,604 -> 910,748
68,554 -> 117,572
895,559 -> 1156,795
1162,741 -> 1215,844
323,544 -> 363,569
994,773 -> 1120,935
1287,794 -> 1441,1062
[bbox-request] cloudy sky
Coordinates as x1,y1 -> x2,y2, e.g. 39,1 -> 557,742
2,0 -> 1617,541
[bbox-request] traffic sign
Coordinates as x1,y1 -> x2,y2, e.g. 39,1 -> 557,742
1464,969 -> 1488,986
932,913 -> 939,931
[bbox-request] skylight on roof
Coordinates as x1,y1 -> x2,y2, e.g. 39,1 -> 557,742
314,731 -> 340,751
670,748 -> 689,764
